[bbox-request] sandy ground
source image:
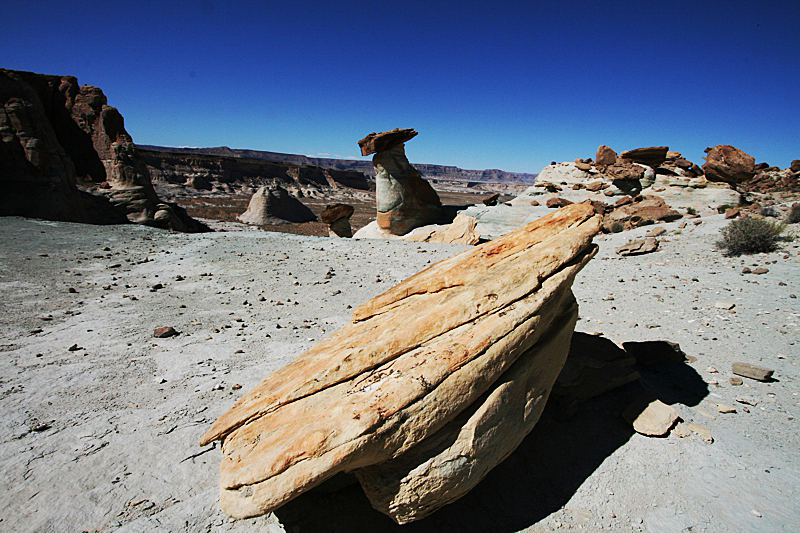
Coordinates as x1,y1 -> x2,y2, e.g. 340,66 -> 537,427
1,213 -> 798,532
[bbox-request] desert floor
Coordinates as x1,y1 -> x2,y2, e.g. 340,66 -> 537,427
1,212 -> 798,532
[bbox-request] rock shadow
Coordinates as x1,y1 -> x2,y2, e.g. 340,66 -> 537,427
273,333 -> 708,533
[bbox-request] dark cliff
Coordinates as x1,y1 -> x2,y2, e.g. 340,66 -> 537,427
0,69 -> 208,231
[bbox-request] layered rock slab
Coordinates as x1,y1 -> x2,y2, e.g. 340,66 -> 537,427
200,203 -> 601,520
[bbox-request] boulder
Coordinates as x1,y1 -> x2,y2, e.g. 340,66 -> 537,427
200,204 -> 601,522
620,146 -> 669,168
603,195 -> 682,232
367,131 -> 443,235
791,160 -> 800,173
595,145 -> 617,167
536,162 -> 592,186
481,193 -> 500,206
403,214 -> 481,245
320,203 -> 354,224
616,237 -> 659,256
237,185 -> 316,225
546,197 -> 573,208
703,145 -> 756,184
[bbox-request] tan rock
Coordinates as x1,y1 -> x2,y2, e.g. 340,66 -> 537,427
623,397 -> 679,436
688,423 -> 713,443
404,215 -> 480,245
732,362 -> 774,381
200,204 -> 601,520
355,297 -> 578,523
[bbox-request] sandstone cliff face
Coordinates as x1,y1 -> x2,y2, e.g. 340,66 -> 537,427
0,69 -> 207,231
0,70 -> 88,222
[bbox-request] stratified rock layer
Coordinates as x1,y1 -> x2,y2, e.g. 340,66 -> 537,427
200,203 -> 601,522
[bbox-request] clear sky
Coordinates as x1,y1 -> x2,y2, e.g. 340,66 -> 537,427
5,1 -> 799,173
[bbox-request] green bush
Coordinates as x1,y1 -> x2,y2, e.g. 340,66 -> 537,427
686,207 -> 697,215
611,221 -> 624,233
787,204 -> 800,224
716,204 -> 735,214
715,216 -> 787,256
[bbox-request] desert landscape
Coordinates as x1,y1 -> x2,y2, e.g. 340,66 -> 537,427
2,68 -> 800,532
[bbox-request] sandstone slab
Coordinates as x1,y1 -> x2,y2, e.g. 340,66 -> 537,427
732,362 -> 774,382
200,204 -> 601,521
623,397 -> 680,436
358,128 -> 418,156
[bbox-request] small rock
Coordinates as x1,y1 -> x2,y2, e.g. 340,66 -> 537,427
717,403 -> 737,414
153,326 -> 179,338
707,366 -> 718,373
671,422 -> 692,438
232,384 -> 242,390
68,344 -> 81,351
688,423 -> 713,443
67,287 -> 77,294
752,267 -> 769,275
751,510 -> 762,518
150,283 -> 164,292
623,397 -> 680,436
646,227 -> 667,237
715,302 -> 735,310
742,267 -> 752,274
616,238 -> 659,256
735,396 -> 759,406
730,377 -> 743,386
732,362 -> 774,381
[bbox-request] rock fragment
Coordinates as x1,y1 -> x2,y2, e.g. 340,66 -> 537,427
688,423 -> 713,443
616,237 -> 659,256
732,362 -> 774,381
623,397 -> 680,436
153,326 -> 178,338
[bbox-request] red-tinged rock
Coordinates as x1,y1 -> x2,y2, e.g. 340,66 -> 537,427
791,160 -> 800,173
595,145 -> 617,167
725,207 -> 740,219
358,128 -> 418,156
616,237 -> 659,256
703,145 -> 756,184
319,204 -> 354,225
620,146 -> 669,168
482,193 -> 500,206
546,197 -> 574,208
153,327 -> 178,338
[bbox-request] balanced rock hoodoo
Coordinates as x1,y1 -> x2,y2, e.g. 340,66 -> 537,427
358,128 -> 444,235
200,203 -> 601,523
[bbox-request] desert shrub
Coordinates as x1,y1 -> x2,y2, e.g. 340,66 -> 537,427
786,204 -> 800,224
686,207 -> 697,215
759,206 -> 780,218
715,216 -> 786,256
674,229 -> 682,235
611,222 -> 624,233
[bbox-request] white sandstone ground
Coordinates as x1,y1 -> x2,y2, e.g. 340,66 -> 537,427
0,214 -> 798,533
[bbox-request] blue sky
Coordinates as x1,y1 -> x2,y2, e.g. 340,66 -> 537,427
5,1 -> 799,173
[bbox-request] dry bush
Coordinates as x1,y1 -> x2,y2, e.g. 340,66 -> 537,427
715,216 -> 787,256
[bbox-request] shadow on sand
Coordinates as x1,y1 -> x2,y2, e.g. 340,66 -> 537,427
274,333 -> 708,533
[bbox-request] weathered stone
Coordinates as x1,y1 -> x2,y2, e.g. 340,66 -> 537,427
328,217 -> 352,238
602,195 -> 682,232
715,302 -> 735,310
200,204 -> 601,521
791,160 -> 800,173
237,185 -> 316,225
358,128 -> 418,156
574,159 -> 592,171
717,403 -> 737,414
620,147 -> 669,168
482,193 -> 500,206
646,227 -> 667,237
403,214 -> 480,245
319,203 -> 354,225
586,180 -> 605,192
703,145 -> 756,184
688,423 -> 713,443
616,237 -> 659,256
153,326 -> 178,338
730,377 -> 743,386
595,145 -> 617,167
671,422 -> 692,438
622,340 -> 686,365
732,362 -> 774,381
546,197 -> 574,208
373,143 -> 443,235
725,207 -> 740,219
623,397 -> 679,436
